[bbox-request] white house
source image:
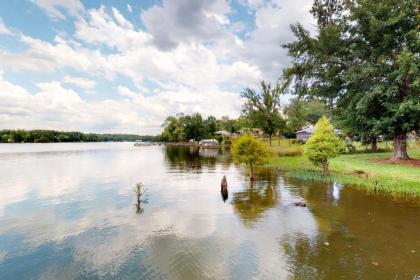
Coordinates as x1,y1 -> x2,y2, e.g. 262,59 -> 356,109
199,139 -> 219,147
215,130 -> 231,137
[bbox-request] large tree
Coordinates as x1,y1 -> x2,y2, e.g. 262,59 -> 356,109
161,115 -> 185,142
284,97 -> 329,131
182,113 -> 205,141
241,81 -> 285,146
284,0 -> 419,160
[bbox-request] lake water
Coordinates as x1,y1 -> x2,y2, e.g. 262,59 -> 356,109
0,143 -> 418,279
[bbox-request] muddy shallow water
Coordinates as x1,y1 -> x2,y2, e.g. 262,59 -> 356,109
0,143 -> 418,279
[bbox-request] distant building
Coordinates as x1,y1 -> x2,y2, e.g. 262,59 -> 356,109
199,139 -> 219,147
215,130 -> 231,137
296,124 -> 343,142
252,128 -> 263,137
296,125 -> 314,142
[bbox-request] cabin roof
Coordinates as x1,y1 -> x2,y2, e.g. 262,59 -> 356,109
296,124 -> 314,134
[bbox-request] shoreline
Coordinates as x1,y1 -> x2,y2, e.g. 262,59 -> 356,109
267,149 -> 420,197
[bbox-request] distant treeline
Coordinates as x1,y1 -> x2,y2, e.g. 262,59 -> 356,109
0,129 -> 161,143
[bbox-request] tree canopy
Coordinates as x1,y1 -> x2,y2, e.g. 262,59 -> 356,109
161,113 -> 248,142
0,129 -> 156,143
241,81 -> 285,146
284,97 -> 329,132
284,0 -> 420,160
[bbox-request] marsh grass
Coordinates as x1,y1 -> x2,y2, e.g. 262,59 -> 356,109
268,145 -> 420,197
275,146 -> 303,157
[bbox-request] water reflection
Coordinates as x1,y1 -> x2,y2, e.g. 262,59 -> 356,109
164,146 -> 232,171
232,170 -> 279,226
282,178 -> 420,279
0,143 -> 418,279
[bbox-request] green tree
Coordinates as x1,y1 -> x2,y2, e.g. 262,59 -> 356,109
161,115 -> 185,142
284,97 -> 329,131
241,81 -> 285,146
203,116 -> 219,138
284,0 -> 420,160
305,116 -> 344,176
231,134 -> 273,180
182,113 -> 205,141
218,116 -> 236,133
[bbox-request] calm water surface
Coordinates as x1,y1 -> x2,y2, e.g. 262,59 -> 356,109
0,143 -> 419,279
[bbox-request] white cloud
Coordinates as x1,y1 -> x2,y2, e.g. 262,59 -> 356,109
111,7 -> 134,29
0,1 -> 316,133
0,76 -> 241,134
140,0 -> 232,50
126,4 -> 132,13
75,6 -> 150,51
0,34 -> 112,77
0,18 -> 12,35
31,0 -> 85,20
240,0 -> 315,82
63,75 -> 96,90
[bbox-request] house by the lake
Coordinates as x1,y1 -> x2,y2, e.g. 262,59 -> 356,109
215,130 -> 231,137
296,125 -> 314,142
199,139 -> 219,147
296,124 -> 343,142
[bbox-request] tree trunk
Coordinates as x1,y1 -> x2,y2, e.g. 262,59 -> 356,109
323,162 -> 329,176
269,134 -> 272,146
250,163 -> 254,181
392,133 -> 410,160
371,137 -> 377,152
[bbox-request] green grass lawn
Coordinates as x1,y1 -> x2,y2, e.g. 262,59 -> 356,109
268,145 -> 420,197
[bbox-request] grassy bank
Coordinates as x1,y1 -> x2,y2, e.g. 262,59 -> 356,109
267,147 -> 420,197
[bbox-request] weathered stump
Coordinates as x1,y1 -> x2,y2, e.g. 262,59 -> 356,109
221,175 -> 228,193
294,201 -> 307,207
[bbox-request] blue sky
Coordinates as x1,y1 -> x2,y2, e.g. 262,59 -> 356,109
0,0 -> 314,134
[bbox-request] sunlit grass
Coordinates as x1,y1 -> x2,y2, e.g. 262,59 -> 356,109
268,144 -> 420,197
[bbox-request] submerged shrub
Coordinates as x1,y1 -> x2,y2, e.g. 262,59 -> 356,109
231,134 -> 273,180
305,117 -> 345,176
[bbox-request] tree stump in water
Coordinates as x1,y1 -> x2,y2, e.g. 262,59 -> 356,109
221,176 -> 228,192
221,175 -> 228,202
294,201 -> 307,207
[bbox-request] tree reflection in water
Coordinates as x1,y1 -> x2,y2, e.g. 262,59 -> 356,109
164,146 -> 232,171
232,169 -> 279,226
279,178 -> 420,279
134,182 -> 148,215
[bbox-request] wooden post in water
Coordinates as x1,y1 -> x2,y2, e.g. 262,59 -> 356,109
221,176 -> 228,192
221,175 -> 228,202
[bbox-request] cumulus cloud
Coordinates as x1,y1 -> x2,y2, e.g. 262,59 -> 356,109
0,34 -> 112,77
0,1 -> 316,133
141,0 -> 232,50
0,75 -> 241,134
75,6 -> 150,51
0,18 -> 12,35
63,75 -> 96,90
126,4 -> 132,13
240,0 -> 314,82
31,0 -> 85,20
